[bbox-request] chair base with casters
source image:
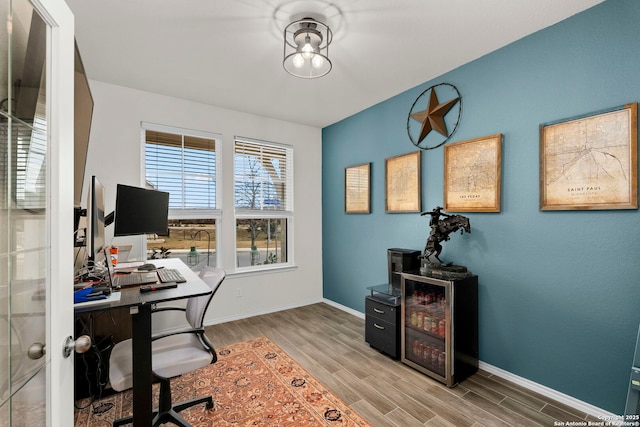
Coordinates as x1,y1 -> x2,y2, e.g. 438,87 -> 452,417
112,374 -> 214,427
109,267 -> 226,427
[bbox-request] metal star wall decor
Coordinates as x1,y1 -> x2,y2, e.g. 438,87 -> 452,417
407,83 -> 462,150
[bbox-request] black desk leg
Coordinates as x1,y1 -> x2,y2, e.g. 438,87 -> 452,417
131,303 -> 153,427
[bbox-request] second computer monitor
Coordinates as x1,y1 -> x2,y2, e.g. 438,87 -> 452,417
113,184 -> 169,237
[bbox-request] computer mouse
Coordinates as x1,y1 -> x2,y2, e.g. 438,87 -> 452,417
138,263 -> 157,271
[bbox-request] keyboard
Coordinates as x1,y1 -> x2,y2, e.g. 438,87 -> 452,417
114,272 -> 158,288
157,268 -> 187,283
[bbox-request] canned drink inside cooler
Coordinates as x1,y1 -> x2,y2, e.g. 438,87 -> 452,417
439,319 -> 446,337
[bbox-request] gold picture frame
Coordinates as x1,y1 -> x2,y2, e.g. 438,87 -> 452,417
385,151 -> 422,213
444,134 -> 502,212
344,162 -> 371,214
540,102 -> 638,210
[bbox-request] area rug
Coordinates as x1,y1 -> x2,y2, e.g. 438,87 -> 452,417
74,336 -> 372,426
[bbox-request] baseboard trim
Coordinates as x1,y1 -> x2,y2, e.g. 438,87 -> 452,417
323,299 -> 614,419
478,361 -> 615,418
322,298 -> 365,319
204,297 -> 324,327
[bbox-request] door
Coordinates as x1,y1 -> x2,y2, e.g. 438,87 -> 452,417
0,0 -> 74,425
401,275 -> 451,382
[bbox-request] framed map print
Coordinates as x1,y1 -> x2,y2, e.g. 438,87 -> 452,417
345,163 -> 371,213
540,102 -> 638,210
385,151 -> 421,213
444,134 -> 502,212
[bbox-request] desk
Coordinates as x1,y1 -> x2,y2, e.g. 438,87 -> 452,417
74,258 -> 211,427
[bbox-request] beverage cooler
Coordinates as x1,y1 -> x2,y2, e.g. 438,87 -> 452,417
401,272 -> 478,387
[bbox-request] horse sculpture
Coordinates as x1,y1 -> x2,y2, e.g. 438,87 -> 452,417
421,207 -> 471,265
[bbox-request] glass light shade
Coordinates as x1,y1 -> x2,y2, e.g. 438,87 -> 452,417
283,18 -> 332,79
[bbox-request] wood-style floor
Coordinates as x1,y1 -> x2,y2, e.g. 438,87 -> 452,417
205,303 -> 601,427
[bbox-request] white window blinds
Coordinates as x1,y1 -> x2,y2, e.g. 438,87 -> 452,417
234,138 -> 293,212
145,130 -> 217,209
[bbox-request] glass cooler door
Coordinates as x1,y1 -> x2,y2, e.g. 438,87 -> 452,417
401,275 -> 452,384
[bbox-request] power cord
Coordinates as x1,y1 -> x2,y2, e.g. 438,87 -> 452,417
73,313 -> 115,414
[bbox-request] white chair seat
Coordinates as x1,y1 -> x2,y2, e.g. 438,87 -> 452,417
109,333 -> 214,392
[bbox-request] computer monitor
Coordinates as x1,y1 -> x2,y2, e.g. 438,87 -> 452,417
113,184 -> 169,237
73,41 -> 95,235
73,40 -> 95,211
87,176 -> 106,262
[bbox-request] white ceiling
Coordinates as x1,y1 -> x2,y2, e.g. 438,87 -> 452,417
65,0 -> 605,128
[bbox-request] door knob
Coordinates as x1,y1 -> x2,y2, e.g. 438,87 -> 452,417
62,335 -> 92,358
27,342 -> 46,360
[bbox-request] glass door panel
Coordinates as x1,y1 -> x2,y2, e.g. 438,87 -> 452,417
0,256 -> 9,407
0,0 -> 8,117
0,364 -> 46,426
0,0 -> 9,400
0,0 -> 48,423
402,275 -> 451,383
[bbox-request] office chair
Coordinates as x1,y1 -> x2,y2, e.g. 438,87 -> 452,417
108,267 -> 226,427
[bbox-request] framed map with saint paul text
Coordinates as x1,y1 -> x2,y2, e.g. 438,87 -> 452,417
540,103 -> 638,210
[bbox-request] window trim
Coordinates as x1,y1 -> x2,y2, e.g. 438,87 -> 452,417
233,136 -> 294,272
142,122 -> 222,267
138,124 -> 297,275
168,208 -> 221,221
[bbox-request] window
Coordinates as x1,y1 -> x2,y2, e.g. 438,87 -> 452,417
234,137 -> 293,268
144,124 -> 220,268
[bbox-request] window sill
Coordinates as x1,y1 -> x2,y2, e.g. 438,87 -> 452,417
227,264 -> 298,278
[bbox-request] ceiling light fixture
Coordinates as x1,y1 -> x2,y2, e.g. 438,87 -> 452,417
283,17 -> 332,79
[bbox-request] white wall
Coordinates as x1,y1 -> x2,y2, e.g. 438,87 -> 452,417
83,80 -> 323,326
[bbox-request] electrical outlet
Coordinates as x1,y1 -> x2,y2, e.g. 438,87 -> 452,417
236,288 -> 242,297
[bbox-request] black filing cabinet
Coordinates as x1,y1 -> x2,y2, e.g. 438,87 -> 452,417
365,285 -> 401,359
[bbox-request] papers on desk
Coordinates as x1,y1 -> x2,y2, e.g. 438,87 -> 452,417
74,291 -> 121,307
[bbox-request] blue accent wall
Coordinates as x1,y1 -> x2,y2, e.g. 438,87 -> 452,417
322,0 -> 640,414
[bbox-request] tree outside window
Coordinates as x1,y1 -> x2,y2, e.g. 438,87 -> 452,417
234,138 -> 292,268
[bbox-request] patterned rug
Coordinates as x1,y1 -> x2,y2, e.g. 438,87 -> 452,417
74,336 -> 372,426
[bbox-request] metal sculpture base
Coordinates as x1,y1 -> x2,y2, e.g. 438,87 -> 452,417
420,259 -> 471,280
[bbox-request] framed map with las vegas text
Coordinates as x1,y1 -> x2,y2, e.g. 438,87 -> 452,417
444,134 -> 502,212
540,102 -> 638,210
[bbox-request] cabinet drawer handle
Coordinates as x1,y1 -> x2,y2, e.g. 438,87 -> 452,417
373,308 -> 385,314
373,323 -> 385,330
